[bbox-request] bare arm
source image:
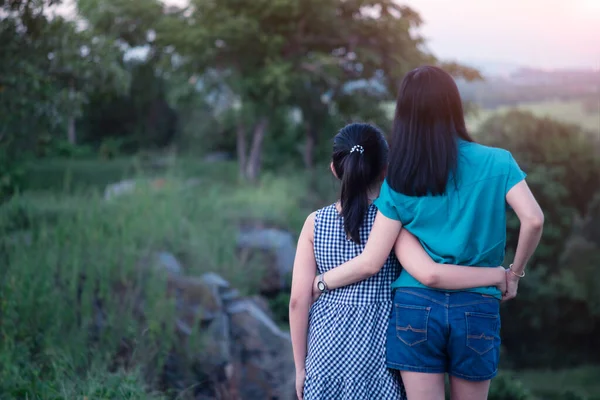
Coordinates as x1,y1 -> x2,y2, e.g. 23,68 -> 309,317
503,180 -> 544,300
395,230 -> 506,290
318,211 -> 402,290
506,180 -> 544,275
317,211 -> 506,294
289,212 -> 317,397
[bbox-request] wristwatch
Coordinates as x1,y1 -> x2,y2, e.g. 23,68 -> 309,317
317,274 -> 329,293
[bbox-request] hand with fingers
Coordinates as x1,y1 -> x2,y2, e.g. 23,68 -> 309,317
296,368 -> 306,400
502,265 -> 523,302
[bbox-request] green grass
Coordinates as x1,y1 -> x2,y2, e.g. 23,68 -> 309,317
467,100 -> 600,134
20,156 -> 240,193
6,157 -> 599,398
0,157 -> 335,398
518,366 -> 600,399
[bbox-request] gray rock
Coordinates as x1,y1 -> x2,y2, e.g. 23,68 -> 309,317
248,295 -> 274,319
237,228 -> 296,292
103,179 -> 137,200
227,299 -> 294,399
109,258 -> 294,398
203,152 -> 233,162
221,288 -> 241,302
201,272 -> 231,289
154,251 -> 183,276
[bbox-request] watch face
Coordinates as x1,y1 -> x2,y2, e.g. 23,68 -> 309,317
317,281 -> 325,292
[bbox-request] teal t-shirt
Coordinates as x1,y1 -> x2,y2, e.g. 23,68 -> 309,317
374,140 -> 527,299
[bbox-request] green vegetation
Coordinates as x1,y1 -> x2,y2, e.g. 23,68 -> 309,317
467,100 -> 600,134
2,0 -> 600,397
6,157 -> 600,398
1,160 -> 336,398
518,366 -> 600,399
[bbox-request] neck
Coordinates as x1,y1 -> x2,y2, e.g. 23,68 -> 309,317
367,185 -> 380,202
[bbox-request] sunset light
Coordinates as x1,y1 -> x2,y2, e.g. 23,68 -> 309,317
582,0 -> 600,10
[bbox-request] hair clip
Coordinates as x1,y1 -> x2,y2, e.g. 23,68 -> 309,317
350,145 -> 364,154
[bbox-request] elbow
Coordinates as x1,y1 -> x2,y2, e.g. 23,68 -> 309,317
359,254 -> 386,278
289,296 -> 309,313
525,212 -> 544,232
420,271 -> 441,288
364,261 -> 382,279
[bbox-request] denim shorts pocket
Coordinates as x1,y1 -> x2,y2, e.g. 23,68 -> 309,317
465,312 -> 499,355
395,304 -> 430,346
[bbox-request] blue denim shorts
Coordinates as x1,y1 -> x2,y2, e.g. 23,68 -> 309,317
386,288 -> 501,381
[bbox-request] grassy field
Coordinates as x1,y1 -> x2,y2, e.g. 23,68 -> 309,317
383,99 -> 600,135
518,366 -> 600,399
1,158 -> 341,398
467,99 -> 600,134
3,157 -> 600,399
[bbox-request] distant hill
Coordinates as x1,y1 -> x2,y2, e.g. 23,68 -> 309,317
459,59 -> 524,78
457,66 -> 600,109
508,68 -> 600,86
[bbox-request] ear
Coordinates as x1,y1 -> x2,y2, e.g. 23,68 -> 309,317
330,162 -> 340,180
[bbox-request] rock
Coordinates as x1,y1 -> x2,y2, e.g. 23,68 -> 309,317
201,272 -> 231,290
168,272 -> 294,399
237,228 -> 296,294
154,251 -> 183,276
103,179 -> 137,200
248,295 -> 274,319
101,258 -> 295,399
204,152 -> 233,163
168,275 -> 223,325
221,288 -> 241,302
227,299 -> 295,400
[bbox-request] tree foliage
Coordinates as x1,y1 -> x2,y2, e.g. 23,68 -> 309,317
477,111 -> 600,367
154,0 -> 481,179
0,0 -> 129,198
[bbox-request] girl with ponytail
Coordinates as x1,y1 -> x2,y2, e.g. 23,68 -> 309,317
289,123 -> 508,400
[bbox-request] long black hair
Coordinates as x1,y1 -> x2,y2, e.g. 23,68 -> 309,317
332,123 -> 389,244
387,65 -> 474,196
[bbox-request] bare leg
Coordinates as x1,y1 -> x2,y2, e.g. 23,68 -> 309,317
449,376 -> 491,400
400,371 -> 445,400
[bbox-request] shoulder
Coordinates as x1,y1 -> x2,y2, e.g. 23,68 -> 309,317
299,211 -> 318,244
305,210 -> 319,230
462,141 -> 507,156
306,210 -> 318,226
461,142 -> 515,169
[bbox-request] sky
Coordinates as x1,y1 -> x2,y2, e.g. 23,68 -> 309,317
56,0 -> 600,71
402,0 -> 600,70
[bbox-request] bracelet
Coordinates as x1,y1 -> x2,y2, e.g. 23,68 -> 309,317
509,264 -> 525,278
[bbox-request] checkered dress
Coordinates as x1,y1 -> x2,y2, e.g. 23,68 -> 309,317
303,203 -> 406,400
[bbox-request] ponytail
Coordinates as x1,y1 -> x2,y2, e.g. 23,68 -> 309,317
332,123 -> 388,244
339,153 -> 371,244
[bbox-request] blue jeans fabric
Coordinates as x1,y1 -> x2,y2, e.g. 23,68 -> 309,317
386,288 -> 501,381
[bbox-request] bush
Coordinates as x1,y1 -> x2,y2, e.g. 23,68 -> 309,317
269,292 -> 291,326
488,372 -> 534,400
560,390 -> 589,400
0,164 -> 325,396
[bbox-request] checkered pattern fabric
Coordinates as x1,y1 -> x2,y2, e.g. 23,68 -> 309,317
303,203 -> 407,400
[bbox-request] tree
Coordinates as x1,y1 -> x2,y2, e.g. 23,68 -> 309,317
477,110 -> 600,271
157,0 -> 481,181
0,1 -> 128,199
476,110 -> 600,366
0,0 -> 129,147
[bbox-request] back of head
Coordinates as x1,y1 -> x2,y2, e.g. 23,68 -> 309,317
387,65 -> 474,196
332,123 -> 389,244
